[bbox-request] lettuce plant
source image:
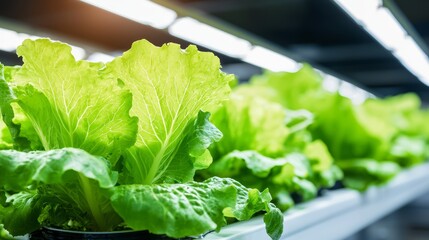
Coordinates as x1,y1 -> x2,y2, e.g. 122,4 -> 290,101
234,65 -> 406,190
202,93 -> 342,211
0,39 -> 283,239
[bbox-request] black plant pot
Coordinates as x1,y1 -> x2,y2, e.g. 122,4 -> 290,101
29,227 -> 201,240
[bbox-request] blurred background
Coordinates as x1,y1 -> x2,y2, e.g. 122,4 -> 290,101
2,0 -> 429,239
2,0 -> 429,103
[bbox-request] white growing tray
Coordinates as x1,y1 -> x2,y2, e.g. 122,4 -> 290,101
203,162 -> 429,240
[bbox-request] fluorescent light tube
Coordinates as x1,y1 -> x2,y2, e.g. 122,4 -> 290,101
333,0 -> 381,24
18,34 -> 87,60
81,0 -> 177,29
334,0 -> 405,50
362,7 -> 407,50
334,0 -> 429,86
322,74 -> 341,92
0,27 -> 86,60
70,46 -> 87,60
168,17 -> 252,58
0,28 -> 21,52
242,46 -> 300,72
339,81 -> 368,104
87,52 -> 115,63
393,37 -> 429,84
322,72 -> 373,103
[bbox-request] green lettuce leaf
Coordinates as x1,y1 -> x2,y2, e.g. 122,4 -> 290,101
387,135 -> 427,167
210,94 -> 289,159
0,63 -> 30,151
0,224 -> 13,240
263,203 -> 284,240
207,151 -> 316,210
312,165 -> 343,189
110,177 -> 283,240
205,92 -> 319,209
0,148 -> 120,233
158,111 -> 223,183
11,39 -> 138,163
407,107 -> 429,137
10,103 -> 42,151
0,191 -> 43,236
230,68 -> 344,189
1,65 -> 41,151
302,140 -> 343,188
303,140 -> 333,172
358,94 -> 429,166
209,150 -> 288,178
105,40 -> 232,184
337,159 -> 401,191
304,93 -> 388,160
236,65 -> 402,190
235,64 -> 326,111
271,154 -> 317,201
284,109 -> 314,135
235,66 -> 387,160
0,116 -> 12,150
361,93 -> 421,135
1,38 -> 284,239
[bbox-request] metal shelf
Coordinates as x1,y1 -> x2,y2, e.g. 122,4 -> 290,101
203,162 -> 429,240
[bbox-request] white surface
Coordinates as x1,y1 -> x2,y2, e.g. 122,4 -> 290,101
203,162 -> 429,240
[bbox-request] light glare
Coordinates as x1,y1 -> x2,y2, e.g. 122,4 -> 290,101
81,0 -> 177,29
393,37 -> 429,84
0,28 -> 21,52
333,0 -> 381,24
339,81 -> 368,105
322,74 -> 341,92
87,52 -> 115,63
169,17 -> 252,58
334,0 -> 429,86
0,28 -> 86,60
362,7 -> 407,50
242,46 -> 300,72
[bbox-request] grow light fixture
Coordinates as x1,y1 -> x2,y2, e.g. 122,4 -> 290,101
69,45 -> 87,60
0,29 -> 42,52
322,74 -> 341,92
0,28 -> 21,52
393,36 -> 429,83
80,0 -> 177,29
168,18 -> 300,71
87,52 -> 115,63
339,81 -> 371,104
0,27 -> 86,60
80,0 -> 298,70
320,72 -> 374,104
79,0 -> 374,100
168,17 -> 301,71
242,46 -> 301,72
333,0 -> 429,86
168,17 -> 252,58
361,7 -> 407,51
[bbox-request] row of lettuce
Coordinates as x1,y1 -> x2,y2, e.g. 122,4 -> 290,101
1,38 -> 428,240
199,63 -> 429,211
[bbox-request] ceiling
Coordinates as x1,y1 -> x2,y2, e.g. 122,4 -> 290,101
1,0 -> 429,102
